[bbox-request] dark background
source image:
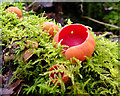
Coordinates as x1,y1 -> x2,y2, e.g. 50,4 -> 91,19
24,2 -> 120,34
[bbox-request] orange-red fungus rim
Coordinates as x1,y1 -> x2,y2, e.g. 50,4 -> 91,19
53,24 -> 96,61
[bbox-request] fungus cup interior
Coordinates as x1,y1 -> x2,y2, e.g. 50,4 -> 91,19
58,24 -> 88,51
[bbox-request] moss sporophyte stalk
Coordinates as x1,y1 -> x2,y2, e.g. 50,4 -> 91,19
1,2 -> 120,96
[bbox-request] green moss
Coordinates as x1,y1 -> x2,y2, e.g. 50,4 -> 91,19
1,2 -> 120,96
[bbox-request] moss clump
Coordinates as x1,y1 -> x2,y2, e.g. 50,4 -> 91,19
1,2 -> 120,96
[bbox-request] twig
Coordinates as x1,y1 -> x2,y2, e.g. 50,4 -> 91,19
24,2 -> 35,11
81,16 -> 120,29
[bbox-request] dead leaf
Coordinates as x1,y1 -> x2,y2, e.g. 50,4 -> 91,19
7,80 -> 23,90
3,70 -> 13,88
0,74 -> 3,87
0,88 -> 14,96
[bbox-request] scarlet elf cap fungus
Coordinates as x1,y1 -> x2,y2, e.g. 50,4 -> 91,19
5,6 -> 22,18
49,64 -> 69,85
41,22 -> 59,37
53,24 -> 96,61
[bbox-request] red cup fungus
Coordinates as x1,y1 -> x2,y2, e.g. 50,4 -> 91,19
53,24 -> 96,61
41,22 -> 59,37
5,6 -> 22,18
49,64 -> 69,85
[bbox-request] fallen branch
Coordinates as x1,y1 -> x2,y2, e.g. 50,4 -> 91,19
81,16 -> 120,29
